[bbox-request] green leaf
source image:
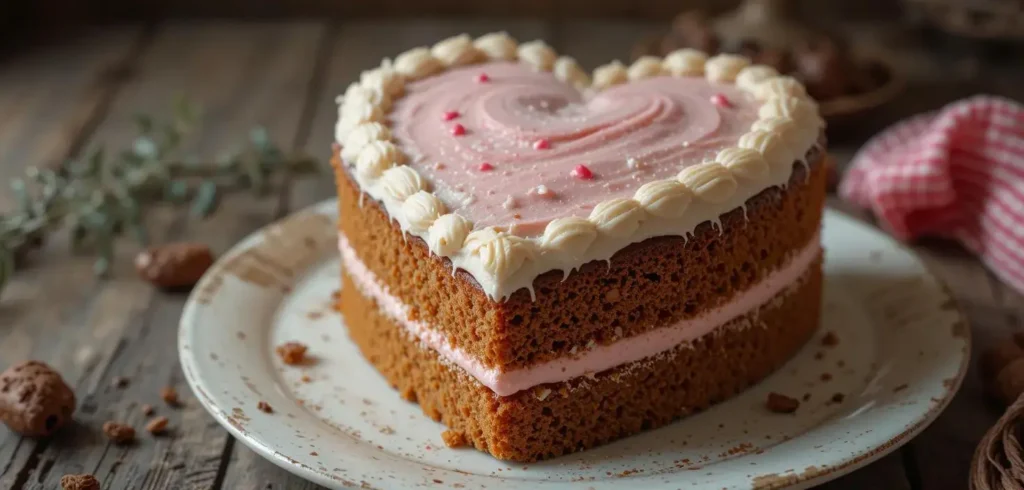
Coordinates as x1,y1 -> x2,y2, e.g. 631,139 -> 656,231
190,181 -> 219,218
10,179 -> 30,215
133,137 -> 158,159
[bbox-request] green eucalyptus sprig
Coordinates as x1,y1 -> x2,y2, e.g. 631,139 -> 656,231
0,97 -> 321,298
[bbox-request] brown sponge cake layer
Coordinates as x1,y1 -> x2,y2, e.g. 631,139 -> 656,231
334,146 -> 826,371
339,253 -> 822,462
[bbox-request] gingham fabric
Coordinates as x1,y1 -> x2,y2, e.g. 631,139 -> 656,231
840,95 -> 1024,293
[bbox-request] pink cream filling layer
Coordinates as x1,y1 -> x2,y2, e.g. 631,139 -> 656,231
339,234 -> 821,397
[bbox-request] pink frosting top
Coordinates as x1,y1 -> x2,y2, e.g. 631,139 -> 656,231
388,61 -> 761,236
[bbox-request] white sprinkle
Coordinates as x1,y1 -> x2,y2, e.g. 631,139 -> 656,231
531,184 -> 554,198
626,157 -> 643,170
682,141 -> 690,147
503,195 -> 517,210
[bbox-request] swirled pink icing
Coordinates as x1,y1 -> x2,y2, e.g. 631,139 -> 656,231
386,61 -> 761,236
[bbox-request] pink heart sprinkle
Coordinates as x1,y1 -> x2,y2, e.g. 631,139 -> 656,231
533,139 -> 551,150
478,162 -> 494,171
710,94 -> 732,108
571,164 -> 593,180
442,110 -> 460,121
476,73 -> 490,83
451,123 -> 466,136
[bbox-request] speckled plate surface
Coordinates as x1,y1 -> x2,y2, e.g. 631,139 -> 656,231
179,201 -> 969,490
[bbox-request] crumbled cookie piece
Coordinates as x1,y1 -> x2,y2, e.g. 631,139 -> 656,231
146,416 -> 169,435
102,421 -> 136,444
160,386 -> 180,407
141,404 -> 155,416
821,331 -> 839,347
441,429 -> 468,448
257,401 -> 273,414
61,474 -> 100,490
276,342 -> 308,365
765,393 -> 800,414
0,361 -> 76,437
135,242 -> 215,288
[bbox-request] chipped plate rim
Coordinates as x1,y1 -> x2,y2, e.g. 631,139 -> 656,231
179,200 -> 970,490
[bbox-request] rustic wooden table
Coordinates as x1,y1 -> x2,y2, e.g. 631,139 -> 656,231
0,17 -> 1021,490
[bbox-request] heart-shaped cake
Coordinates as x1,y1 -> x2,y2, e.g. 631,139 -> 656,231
333,32 -> 826,462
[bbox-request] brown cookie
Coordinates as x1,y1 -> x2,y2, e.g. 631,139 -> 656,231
0,361 -> 76,437
134,242 -> 215,288
61,474 -> 100,490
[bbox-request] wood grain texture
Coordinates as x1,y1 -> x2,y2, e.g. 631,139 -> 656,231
0,21 -> 326,489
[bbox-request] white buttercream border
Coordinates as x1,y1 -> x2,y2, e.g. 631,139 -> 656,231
334,32 -> 824,301
340,232 -> 822,397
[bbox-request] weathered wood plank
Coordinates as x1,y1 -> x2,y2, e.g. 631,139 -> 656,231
0,21 -> 326,489
0,27 -> 148,209
553,19 -> 660,71
0,26 -> 151,490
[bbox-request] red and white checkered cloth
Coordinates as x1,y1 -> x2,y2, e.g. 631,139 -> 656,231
840,95 -> 1024,294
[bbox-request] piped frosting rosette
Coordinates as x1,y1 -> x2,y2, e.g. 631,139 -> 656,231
335,33 -> 824,301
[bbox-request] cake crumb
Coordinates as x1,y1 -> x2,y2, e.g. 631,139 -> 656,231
820,373 -> 833,382
814,351 -> 824,360
257,401 -> 273,413
301,374 -> 312,383
893,384 -> 909,393
802,393 -> 811,402
141,404 -> 155,416
146,416 -> 170,435
61,474 -> 100,490
276,341 -> 308,365
830,393 -> 846,404
821,331 -> 839,347
102,421 -> 135,444
379,426 -> 395,435
160,386 -> 180,407
441,430 -> 467,448
111,376 -> 130,389
766,393 -> 800,414
534,388 -> 552,401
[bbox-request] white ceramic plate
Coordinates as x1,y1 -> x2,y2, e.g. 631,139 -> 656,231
179,201 -> 969,490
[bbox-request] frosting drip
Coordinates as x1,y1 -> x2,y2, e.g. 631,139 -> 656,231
389,62 -> 761,236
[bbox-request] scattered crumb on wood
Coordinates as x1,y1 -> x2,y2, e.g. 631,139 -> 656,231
146,416 -> 170,435
160,386 -> 180,407
141,404 -> 155,416
257,401 -> 273,414
802,393 -> 811,402
830,393 -> 846,404
102,421 -> 136,444
60,474 -> 100,490
893,384 -> 909,393
441,429 -> 468,448
820,373 -> 833,382
814,352 -> 824,360
821,331 -> 839,347
766,392 -> 800,414
276,341 -> 308,365
111,376 -> 130,389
